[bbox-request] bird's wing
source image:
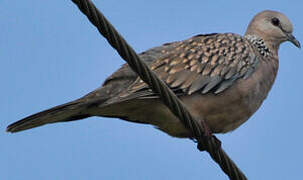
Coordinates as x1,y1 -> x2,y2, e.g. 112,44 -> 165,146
112,33 -> 259,102
80,39 -> 184,101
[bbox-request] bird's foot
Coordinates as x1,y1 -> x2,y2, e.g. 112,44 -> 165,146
196,119 -> 221,152
197,135 -> 222,152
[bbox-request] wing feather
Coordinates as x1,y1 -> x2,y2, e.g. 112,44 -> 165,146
118,33 -> 259,100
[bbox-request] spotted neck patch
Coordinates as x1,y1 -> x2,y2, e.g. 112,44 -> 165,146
245,35 -> 271,57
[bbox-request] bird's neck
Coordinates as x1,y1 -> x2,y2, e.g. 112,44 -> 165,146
244,35 -> 270,56
244,34 -> 279,59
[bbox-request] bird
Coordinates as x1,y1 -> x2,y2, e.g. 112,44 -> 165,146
7,10 -> 300,138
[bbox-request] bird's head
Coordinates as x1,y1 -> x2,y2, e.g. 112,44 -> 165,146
245,10 -> 300,51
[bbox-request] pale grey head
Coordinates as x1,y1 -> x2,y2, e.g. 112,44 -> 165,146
245,10 -> 300,51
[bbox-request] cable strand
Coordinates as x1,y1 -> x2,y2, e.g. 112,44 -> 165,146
71,0 -> 247,179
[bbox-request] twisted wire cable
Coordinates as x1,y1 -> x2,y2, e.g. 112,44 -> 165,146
71,0 -> 247,179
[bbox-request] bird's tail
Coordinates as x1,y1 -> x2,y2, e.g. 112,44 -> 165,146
6,100 -> 91,133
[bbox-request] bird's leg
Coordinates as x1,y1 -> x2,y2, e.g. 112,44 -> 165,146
196,119 -> 221,152
201,118 -> 212,137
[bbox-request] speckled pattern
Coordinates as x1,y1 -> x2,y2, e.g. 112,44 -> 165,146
7,10 -> 299,138
124,33 -> 260,98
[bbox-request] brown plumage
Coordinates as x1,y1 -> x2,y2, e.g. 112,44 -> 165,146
7,10 -> 300,138
128,33 -> 258,96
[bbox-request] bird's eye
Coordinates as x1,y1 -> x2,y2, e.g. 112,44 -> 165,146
271,17 -> 280,26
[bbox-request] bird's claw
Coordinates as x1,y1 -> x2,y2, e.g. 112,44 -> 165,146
197,135 -> 222,152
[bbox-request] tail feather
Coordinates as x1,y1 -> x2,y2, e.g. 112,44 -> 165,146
6,100 -> 90,133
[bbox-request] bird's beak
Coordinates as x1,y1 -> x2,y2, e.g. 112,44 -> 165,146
286,33 -> 301,48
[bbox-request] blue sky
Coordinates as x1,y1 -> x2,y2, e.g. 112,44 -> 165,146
1,0 -> 302,179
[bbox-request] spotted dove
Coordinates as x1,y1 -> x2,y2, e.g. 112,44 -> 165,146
7,10 -> 300,138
